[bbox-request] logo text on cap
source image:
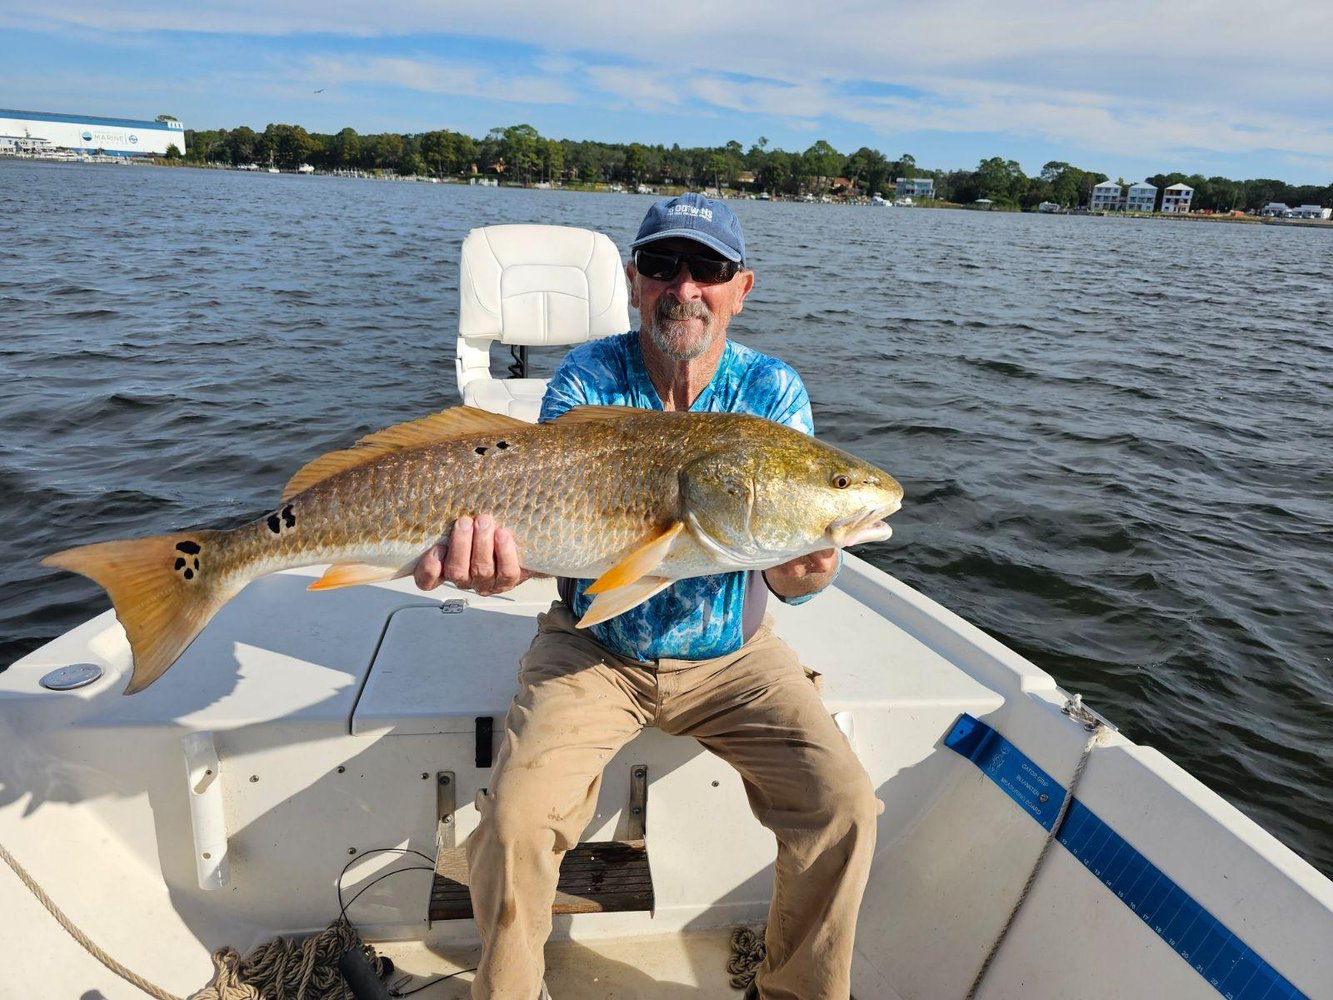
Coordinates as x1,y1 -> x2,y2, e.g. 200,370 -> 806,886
667,204 -> 714,221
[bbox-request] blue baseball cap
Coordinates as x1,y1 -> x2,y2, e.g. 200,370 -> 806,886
630,193 -> 746,264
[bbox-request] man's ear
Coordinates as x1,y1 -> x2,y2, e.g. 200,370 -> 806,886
626,260 -> 640,310
731,269 -> 756,315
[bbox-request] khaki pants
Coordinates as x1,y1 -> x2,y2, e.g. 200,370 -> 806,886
467,602 -> 880,1000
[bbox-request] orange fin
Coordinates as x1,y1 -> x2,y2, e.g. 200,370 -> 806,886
282,406 -> 529,502
549,405 -> 642,427
586,521 -> 684,595
42,529 -> 238,694
577,576 -> 672,628
307,562 -> 408,592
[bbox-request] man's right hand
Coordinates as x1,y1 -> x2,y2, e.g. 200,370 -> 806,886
414,513 -> 533,597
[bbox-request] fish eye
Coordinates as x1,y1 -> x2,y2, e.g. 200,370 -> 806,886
832,473 -> 852,489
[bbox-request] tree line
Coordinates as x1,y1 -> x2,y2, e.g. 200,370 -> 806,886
176,121 -> 1332,213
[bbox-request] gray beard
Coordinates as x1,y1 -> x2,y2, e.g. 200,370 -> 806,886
649,299 -> 714,361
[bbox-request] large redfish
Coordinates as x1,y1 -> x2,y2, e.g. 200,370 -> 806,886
43,406 -> 903,693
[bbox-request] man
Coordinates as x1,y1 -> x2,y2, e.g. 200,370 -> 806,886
416,193 -> 880,1000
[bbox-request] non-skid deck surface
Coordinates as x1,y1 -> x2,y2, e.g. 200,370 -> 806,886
379,930 -> 746,998
431,840 -> 654,920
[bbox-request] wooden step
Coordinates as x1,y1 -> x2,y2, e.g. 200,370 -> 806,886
430,840 -> 654,921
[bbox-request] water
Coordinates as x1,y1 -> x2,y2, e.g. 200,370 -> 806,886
2,160 -> 1330,875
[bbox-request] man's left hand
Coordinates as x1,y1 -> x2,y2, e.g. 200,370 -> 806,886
764,548 -> 839,600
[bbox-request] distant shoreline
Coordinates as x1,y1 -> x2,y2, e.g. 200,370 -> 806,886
6,155 -> 1330,230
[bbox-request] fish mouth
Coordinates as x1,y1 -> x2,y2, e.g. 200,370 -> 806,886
826,501 -> 900,548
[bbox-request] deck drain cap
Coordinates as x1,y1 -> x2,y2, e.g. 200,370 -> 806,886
40,663 -> 104,690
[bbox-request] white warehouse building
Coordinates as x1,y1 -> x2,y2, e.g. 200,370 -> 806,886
0,109 -> 186,156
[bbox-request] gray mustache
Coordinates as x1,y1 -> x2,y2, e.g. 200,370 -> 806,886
656,300 -> 712,323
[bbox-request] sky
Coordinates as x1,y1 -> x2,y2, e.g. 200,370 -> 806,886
2,1 -> 1331,185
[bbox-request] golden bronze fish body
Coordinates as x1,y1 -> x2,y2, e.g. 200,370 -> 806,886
43,406 -> 903,693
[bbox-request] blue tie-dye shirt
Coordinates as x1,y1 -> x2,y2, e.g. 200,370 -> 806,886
538,331 -> 834,661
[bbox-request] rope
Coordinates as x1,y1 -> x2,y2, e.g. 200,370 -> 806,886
0,838 -> 183,1000
726,925 -> 766,990
964,696 -> 1107,999
1,833 -> 385,1000
192,918 -> 388,1000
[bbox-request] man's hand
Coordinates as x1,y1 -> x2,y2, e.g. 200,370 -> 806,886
414,513 -> 534,597
763,548 -> 839,600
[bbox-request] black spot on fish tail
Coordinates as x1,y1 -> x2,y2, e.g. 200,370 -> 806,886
281,504 -> 296,528
183,568 -> 194,580
175,540 -> 202,555
497,441 -> 510,450
475,446 -> 488,455
174,557 -> 186,570
266,513 -> 282,534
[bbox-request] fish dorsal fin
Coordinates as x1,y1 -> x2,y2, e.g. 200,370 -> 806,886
281,406 -> 529,501
550,405 -> 641,427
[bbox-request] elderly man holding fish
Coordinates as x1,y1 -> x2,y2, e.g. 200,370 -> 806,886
416,194 -> 886,1000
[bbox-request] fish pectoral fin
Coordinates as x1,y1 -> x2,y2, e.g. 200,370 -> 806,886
307,562 -> 408,592
586,521 -> 685,595
577,576 -> 672,628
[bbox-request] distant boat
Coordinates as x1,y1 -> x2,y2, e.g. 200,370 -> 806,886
267,166 -> 280,174
894,196 -> 914,207
296,163 -> 314,174
870,193 -> 891,207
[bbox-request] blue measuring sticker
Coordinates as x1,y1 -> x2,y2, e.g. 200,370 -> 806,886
943,714 -> 1308,1000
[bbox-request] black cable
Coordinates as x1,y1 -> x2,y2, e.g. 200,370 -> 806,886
390,966 -> 480,997
335,847 -> 436,920
335,847 -> 479,996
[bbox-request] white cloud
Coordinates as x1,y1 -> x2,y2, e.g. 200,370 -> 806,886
301,55 -> 579,106
5,0 -> 1332,176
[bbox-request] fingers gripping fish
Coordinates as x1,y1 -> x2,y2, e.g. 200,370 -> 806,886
43,406 -> 903,694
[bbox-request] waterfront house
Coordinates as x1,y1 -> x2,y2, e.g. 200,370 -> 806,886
1261,202 -> 1291,217
1126,182 -> 1158,213
895,177 -> 935,200
1160,183 -> 1194,213
1091,180 -> 1123,211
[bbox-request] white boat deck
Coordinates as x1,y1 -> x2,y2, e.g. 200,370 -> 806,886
379,931 -> 743,999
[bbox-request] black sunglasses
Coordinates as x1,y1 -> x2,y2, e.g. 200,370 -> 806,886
634,248 -> 742,284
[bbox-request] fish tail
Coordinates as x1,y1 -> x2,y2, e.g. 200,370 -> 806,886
42,528 -> 241,694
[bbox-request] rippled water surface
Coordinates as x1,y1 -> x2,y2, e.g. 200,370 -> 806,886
2,160 -> 1330,874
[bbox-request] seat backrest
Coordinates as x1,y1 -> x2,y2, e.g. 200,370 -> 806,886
456,224 -> 629,420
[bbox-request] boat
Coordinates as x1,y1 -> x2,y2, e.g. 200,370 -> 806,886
893,196 -> 913,207
870,194 -> 890,207
3,223 -> 1330,1000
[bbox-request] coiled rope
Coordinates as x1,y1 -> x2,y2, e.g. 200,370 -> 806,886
964,695 -> 1108,999
0,835 -> 385,1000
726,925 -> 766,990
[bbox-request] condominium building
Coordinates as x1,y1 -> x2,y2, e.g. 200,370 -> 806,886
1090,181 -> 1123,211
1160,183 -> 1194,213
1126,182 -> 1158,213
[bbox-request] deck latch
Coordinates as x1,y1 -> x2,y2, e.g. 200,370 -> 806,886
475,716 -> 494,768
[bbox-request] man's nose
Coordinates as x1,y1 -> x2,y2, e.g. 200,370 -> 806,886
666,266 -> 704,298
